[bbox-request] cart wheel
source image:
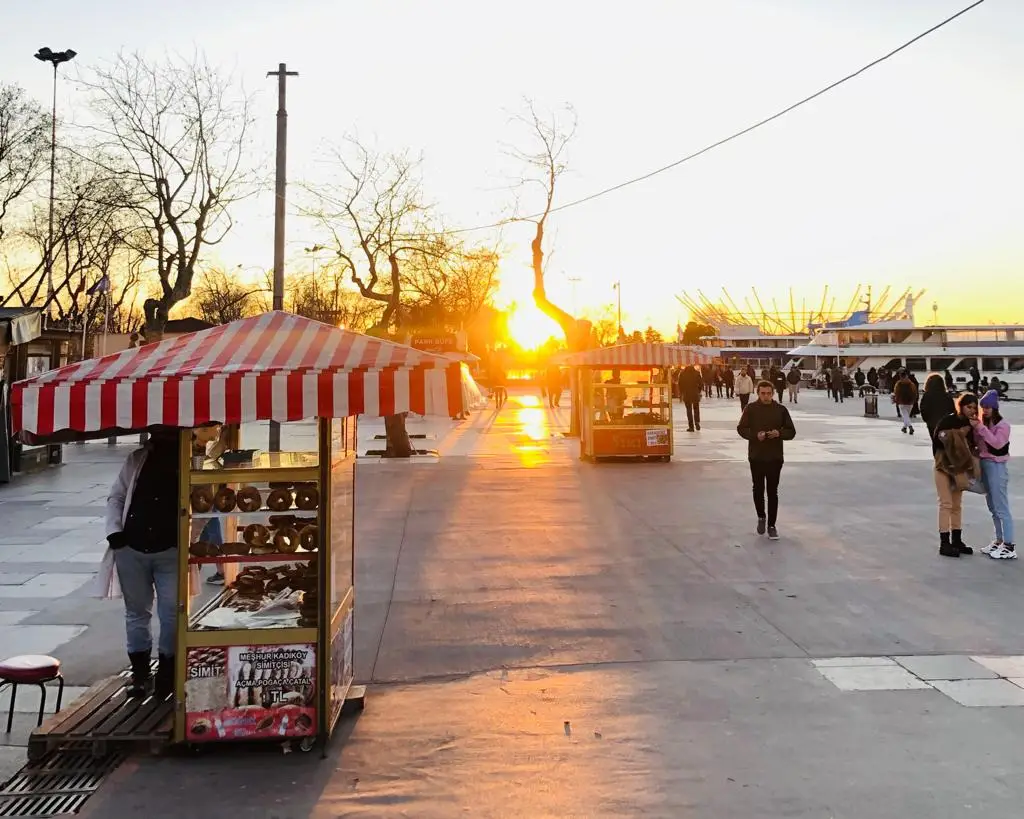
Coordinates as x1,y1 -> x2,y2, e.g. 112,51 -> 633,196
298,736 -> 317,753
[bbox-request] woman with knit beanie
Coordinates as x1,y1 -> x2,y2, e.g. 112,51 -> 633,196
973,390 -> 1015,560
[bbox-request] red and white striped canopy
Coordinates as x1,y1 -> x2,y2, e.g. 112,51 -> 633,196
12,311 -> 467,438
560,342 -> 709,368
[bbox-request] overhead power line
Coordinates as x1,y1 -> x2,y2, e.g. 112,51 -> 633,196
407,0 -> 986,239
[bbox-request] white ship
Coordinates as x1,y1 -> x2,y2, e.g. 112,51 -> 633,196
678,287 -> 1023,398
789,320 -> 1024,399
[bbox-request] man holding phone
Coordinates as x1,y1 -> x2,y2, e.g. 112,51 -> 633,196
737,381 -> 797,540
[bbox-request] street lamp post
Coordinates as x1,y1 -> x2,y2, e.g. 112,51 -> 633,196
34,47 -> 76,325
613,281 -> 622,340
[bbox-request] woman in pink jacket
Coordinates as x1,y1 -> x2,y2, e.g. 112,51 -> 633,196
972,390 -> 1015,560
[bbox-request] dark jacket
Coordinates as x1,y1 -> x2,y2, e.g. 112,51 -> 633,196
920,391 -> 955,441
737,399 -> 797,462
679,367 -> 703,400
786,368 -> 801,385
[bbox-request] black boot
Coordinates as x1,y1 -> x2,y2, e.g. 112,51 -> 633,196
939,532 -> 960,558
154,654 -> 175,700
952,530 -> 973,556
127,651 -> 151,698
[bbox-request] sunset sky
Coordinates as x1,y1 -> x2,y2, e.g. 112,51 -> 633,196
3,0 -> 1022,338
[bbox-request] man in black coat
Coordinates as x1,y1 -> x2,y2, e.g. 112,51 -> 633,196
737,381 -> 797,540
680,365 -> 704,432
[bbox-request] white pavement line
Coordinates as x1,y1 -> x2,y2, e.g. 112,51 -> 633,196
971,656 -> 1024,678
815,665 -> 931,691
931,679 -> 1024,707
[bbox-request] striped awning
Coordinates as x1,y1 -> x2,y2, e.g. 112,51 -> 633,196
12,311 -> 468,438
560,343 -> 709,368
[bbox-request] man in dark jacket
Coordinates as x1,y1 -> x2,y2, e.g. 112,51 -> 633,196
737,381 -> 797,540
680,365 -> 704,432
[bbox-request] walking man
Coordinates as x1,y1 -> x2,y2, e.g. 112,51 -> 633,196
735,367 -> 754,410
893,370 -> 917,434
830,364 -> 844,403
680,364 -> 703,432
786,367 -> 801,403
737,381 -> 797,540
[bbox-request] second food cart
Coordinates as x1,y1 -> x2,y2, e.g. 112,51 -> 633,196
11,311 -> 475,755
562,342 -> 707,462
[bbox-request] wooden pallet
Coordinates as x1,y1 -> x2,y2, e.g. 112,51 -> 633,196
27,667 -> 173,762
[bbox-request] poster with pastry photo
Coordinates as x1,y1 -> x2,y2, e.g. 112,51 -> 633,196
184,643 -> 317,742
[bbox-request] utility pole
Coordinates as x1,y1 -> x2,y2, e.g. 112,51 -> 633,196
267,62 -> 298,452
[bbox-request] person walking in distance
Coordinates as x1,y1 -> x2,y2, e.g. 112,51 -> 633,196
724,367 -> 735,399
702,365 -> 714,399
680,364 -> 703,432
854,367 -> 866,396
786,366 -> 801,403
737,381 -> 797,540
714,367 -> 725,398
973,390 -> 1015,560
830,363 -> 844,403
893,370 -> 917,434
735,368 -> 754,410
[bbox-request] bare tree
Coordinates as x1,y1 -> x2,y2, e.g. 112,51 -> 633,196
306,139 -> 451,456
508,101 -> 591,349
76,52 -> 256,340
509,101 -> 593,435
191,267 -> 264,325
0,84 -> 48,243
402,244 -> 499,330
2,154 -> 135,320
281,267 -> 381,331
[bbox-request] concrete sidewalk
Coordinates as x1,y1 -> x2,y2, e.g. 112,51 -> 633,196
5,390 -> 1024,815
83,392 -> 1024,818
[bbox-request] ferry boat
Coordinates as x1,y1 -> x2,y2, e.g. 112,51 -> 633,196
689,325 -> 809,373
788,321 -> 1024,399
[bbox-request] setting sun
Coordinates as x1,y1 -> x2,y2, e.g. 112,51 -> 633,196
506,303 -> 561,350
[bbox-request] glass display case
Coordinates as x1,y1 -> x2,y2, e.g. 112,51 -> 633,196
174,418 -> 357,749
578,370 -> 673,461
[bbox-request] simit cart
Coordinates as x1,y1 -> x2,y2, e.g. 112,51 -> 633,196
562,342 -> 707,463
11,311 -> 474,756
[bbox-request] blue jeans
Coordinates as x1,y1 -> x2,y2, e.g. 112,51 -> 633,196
982,459 -> 1015,545
113,547 -> 178,657
199,517 -> 223,545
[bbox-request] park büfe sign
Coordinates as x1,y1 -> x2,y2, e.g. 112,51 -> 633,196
410,333 -> 457,354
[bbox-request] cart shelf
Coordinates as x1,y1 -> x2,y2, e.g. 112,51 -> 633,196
188,552 -> 318,565
190,510 -> 319,521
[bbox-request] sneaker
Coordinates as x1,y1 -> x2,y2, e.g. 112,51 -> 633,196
990,545 -> 1018,560
767,526 -> 780,540
981,541 -> 1003,555
207,572 -> 225,585
756,518 -> 767,536
909,426 -> 914,435
901,427 -> 907,434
